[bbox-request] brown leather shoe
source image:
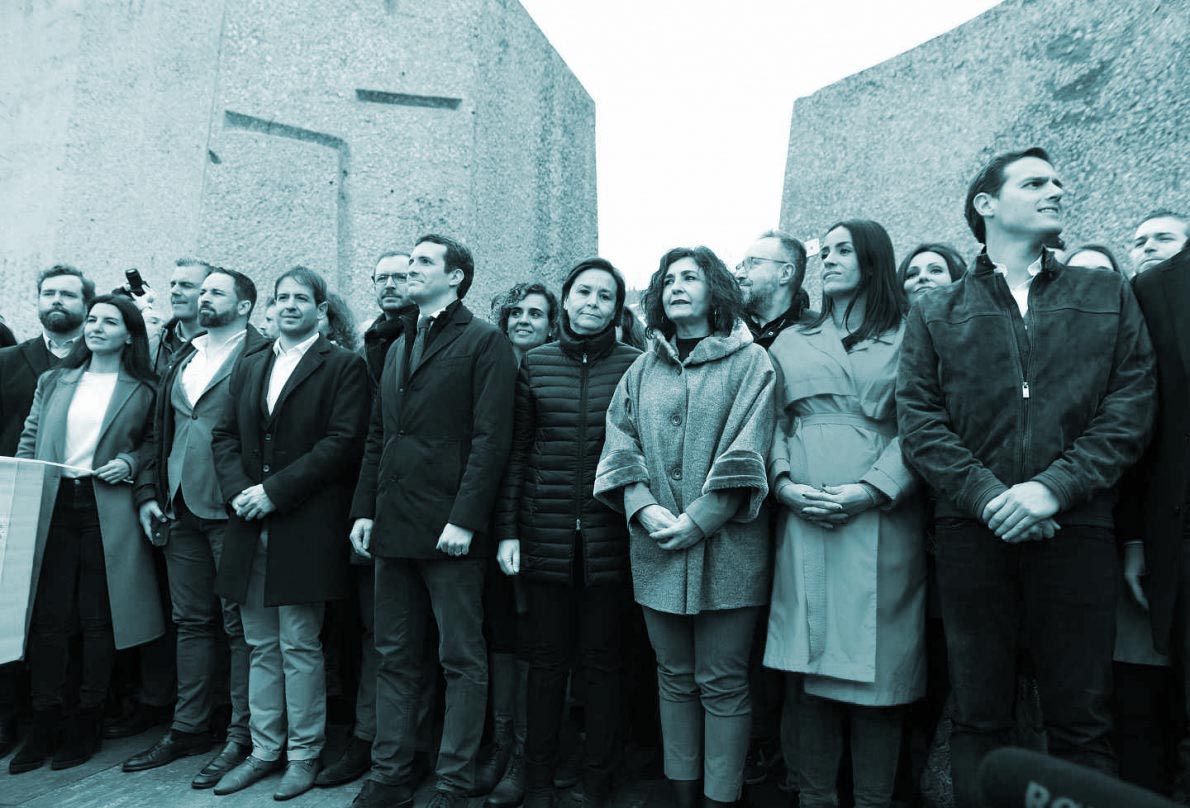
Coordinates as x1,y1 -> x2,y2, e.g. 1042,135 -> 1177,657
273,758 -> 320,801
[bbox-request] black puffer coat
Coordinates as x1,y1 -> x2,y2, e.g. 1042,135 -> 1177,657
495,324 -> 640,586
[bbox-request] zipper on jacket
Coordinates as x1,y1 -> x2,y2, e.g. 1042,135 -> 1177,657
1020,276 -> 1040,481
575,352 -> 590,582
991,271 -> 1032,482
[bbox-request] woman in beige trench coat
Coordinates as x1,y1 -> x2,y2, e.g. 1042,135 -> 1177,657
763,220 -> 925,808
12,294 -> 163,774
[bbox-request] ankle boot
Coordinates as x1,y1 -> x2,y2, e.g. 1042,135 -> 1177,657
9,707 -> 60,774
671,778 -> 701,808
485,743 -> 526,808
52,707 -> 102,770
474,716 -> 514,795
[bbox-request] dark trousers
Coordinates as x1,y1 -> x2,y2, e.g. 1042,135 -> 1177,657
1112,661 -> 1177,794
935,518 -> 1118,808
798,694 -> 903,808
163,495 -> 249,743
28,478 -> 113,711
524,579 -> 625,792
371,556 -> 487,793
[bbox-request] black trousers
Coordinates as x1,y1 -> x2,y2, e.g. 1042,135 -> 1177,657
28,478 -> 114,712
524,577 -> 626,793
935,517 -> 1118,808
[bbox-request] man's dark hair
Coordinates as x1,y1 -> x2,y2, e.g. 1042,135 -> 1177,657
1134,208 -> 1190,234
804,219 -> 906,352
492,282 -> 559,340
37,264 -> 96,304
274,265 -> 328,305
642,246 -> 744,340
415,234 -> 474,299
964,147 -> 1052,244
208,267 -> 259,315
758,228 -> 808,287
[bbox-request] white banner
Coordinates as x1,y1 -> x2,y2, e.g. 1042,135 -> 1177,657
0,458 -> 59,664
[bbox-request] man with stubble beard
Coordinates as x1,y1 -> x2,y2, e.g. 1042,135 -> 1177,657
0,264 -> 94,758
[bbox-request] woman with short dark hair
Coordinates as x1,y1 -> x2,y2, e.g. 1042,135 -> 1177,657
765,220 -> 924,808
596,246 -> 776,807
11,295 -> 163,774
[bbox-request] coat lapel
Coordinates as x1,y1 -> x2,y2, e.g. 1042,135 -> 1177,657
96,372 -> 140,449
410,306 -> 470,377
41,366 -> 83,463
21,338 -> 54,377
271,338 -> 329,417
1158,261 -> 1190,388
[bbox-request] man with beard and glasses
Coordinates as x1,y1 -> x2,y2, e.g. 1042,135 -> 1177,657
734,230 -> 810,350
730,231 -> 810,793
0,263 -> 94,757
120,268 -> 272,787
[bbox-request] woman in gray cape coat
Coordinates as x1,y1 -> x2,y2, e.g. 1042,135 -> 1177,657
594,246 -> 776,808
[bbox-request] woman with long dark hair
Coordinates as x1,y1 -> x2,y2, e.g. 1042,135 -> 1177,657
595,247 -> 776,807
495,259 -> 640,807
764,220 -> 924,808
897,243 -> 967,305
10,294 -> 163,774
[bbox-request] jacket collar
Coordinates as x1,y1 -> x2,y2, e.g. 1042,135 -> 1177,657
652,319 -> 754,367
51,365 -> 141,460
558,321 -> 617,361
972,247 -> 1062,279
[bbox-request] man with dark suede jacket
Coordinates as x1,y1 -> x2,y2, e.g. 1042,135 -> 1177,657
896,147 -> 1156,808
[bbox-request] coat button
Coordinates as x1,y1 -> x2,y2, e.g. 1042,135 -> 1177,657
263,464 -> 271,473
670,414 -> 682,426
398,430 -> 406,436
671,467 -> 682,481
191,413 -> 199,420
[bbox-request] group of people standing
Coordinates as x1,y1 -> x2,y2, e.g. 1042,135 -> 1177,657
0,144 -> 1189,808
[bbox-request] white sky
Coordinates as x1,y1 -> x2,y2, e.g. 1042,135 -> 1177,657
518,0 -> 1003,288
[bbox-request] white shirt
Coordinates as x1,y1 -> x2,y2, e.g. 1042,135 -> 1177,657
181,330 -> 246,406
43,331 -> 78,359
992,253 -> 1045,318
266,331 -> 319,414
63,371 -> 120,476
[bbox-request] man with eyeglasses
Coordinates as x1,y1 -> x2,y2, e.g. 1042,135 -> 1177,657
362,251 -> 417,392
734,230 -> 811,350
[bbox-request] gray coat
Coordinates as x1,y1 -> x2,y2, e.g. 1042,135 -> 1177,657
18,367 -> 165,650
595,321 -> 776,614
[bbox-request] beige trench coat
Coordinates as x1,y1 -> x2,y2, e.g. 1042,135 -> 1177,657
763,319 -> 926,706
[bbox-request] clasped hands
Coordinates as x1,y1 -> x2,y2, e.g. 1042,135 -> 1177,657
981,481 -> 1061,543
777,480 -> 883,529
232,484 -> 276,521
637,505 -> 705,551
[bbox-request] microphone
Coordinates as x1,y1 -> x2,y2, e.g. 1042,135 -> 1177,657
978,747 -> 1177,808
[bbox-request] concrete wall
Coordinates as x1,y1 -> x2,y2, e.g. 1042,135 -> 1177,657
780,0 -> 1190,297
0,0 -> 596,339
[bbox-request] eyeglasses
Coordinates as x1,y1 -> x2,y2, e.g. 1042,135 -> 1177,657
373,273 -> 407,287
734,256 -> 790,273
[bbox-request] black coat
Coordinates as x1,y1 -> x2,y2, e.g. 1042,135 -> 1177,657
0,337 -> 60,457
495,326 -> 640,585
0,322 -> 15,349
135,326 -> 272,508
1120,243 -> 1190,653
362,306 -> 416,394
212,335 -> 370,606
351,302 -> 517,559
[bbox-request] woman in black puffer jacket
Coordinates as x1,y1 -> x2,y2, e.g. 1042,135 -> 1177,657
495,258 -> 641,808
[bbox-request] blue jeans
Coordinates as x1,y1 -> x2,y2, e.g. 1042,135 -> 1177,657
934,518 -> 1118,808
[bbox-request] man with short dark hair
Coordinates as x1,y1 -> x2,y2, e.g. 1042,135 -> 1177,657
897,147 -> 1156,806
734,230 -> 810,349
154,258 -> 213,373
210,266 -> 370,800
1130,209 -> 1190,276
0,263 -> 94,757
121,268 -> 271,787
349,234 -> 517,808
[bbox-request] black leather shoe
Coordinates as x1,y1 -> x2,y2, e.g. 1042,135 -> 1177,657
103,702 -> 171,740
350,779 -> 413,808
0,715 -> 19,759
9,708 -> 59,775
192,739 -> 251,789
213,754 -> 283,795
315,734 -> 372,787
51,708 -> 102,770
123,730 -> 211,772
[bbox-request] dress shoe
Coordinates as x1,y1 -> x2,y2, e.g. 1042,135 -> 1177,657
350,779 -> 413,808
274,758 -> 320,801
103,702 -> 171,739
8,707 -> 59,775
213,754 -> 283,795
426,790 -> 469,808
193,739 -> 251,789
51,707 -> 102,770
485,746 -> 525,807
0,715 -> 19,759
316,733 -> 372,786
123,729 -> 211,772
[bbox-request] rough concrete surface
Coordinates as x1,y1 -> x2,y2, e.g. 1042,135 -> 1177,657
781,0 -> 1190,301
0,0 -> 597,340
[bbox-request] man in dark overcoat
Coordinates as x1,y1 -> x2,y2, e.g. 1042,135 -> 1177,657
209,266 -> 369,801
348,234 -> 517,808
